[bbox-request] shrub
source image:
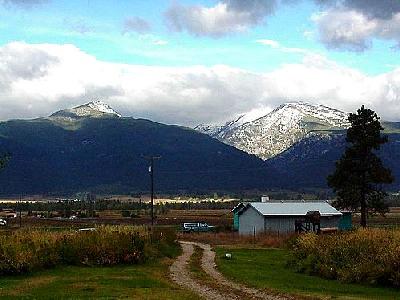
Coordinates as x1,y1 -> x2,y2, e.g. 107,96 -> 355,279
291,228 -> 400,287
0,226 -> 176,276
121,210 -> 131,218
178,231 -> 294,248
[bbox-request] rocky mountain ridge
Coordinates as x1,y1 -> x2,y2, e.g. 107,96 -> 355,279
49,100 -> 122,120
196,101 -> 351,159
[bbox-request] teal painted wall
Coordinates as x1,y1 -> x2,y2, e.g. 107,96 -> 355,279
339,212 -> 352,230
234,212 -> 239,230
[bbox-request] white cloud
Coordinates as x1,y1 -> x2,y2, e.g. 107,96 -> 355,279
256,39 -> 280,48
164,0 -> 277,37
256,39 -> 311,54
313,7 -> 400,51
0,42 -> 400,126
314,0 -> 400,20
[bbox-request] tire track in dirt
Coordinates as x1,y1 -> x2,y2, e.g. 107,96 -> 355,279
192,241 -> 289,300
170,241 -> 238,300
171,241 -> 290,300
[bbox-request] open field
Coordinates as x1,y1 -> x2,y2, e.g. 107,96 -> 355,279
0,259 -> 199,299
353,208 -> 400,228
215,247 -> 400,300
1,208 -> 233,228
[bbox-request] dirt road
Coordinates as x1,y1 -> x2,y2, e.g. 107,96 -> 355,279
170,241 -> 289,300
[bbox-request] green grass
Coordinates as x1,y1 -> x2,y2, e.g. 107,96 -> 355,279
188,246 -> 220,287
189,246 -> 207,281
216,248 -> 400,300
0,259 -> 199,300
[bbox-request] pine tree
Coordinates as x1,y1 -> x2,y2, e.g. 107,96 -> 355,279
327,105 -> 394,227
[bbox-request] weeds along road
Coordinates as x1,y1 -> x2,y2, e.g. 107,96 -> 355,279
170,241 -> 290,300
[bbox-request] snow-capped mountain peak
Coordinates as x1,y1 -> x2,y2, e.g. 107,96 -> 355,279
86,100 -> 121,116
275,101 -> 350,127
49,100 -> 122,120
195,101 -> 350,160
195,106 -> 271,138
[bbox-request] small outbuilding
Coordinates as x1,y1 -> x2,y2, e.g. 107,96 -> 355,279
233,201 -> 342,234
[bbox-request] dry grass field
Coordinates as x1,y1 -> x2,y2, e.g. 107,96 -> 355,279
353,207 -> 400,228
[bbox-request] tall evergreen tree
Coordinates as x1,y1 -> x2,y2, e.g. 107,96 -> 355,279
327,106 -> 394,227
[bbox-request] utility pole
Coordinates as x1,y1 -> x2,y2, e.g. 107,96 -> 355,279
142,155 -> 161,226
19,195 -> 22,228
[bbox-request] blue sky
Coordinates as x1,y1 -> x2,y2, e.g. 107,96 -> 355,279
0,0 -> 397,74
0,0 -> 399,125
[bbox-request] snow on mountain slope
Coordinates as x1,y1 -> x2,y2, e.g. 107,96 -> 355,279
195,107 -> 270,138
49,100 -> 121,120
195,101 -> 350,160
86,101 -> 121,116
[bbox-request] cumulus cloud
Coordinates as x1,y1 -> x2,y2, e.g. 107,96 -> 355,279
0,0 -> 48,8
0,42 -> 400,125
256,39 -> 310,54
123,17 -> 151,34
315,0 -> 400,20
313,1 -> 400,50
164,0 -> 277,37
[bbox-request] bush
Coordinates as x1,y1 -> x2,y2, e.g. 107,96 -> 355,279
0,226 -> 177,276
291,228 -> 400,287
121,210 -> 131,218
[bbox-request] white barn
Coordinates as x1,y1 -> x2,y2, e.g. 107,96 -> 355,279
234,201 -> 342,234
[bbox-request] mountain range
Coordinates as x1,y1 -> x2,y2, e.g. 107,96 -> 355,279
195,102 -> 351,160
196,101 -> 400,190
0,100 -> 398,195
0,101 -> 276,195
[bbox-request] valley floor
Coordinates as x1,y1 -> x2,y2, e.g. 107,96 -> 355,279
0,238 -> 399,299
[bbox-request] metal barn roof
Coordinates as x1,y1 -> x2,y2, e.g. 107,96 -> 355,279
249,201 -> 342,217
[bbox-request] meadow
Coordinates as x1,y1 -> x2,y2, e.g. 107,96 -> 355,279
182,227 -> 400,299
0,252 -> 198,299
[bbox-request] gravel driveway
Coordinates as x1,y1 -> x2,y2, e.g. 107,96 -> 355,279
170,241 -> 290,300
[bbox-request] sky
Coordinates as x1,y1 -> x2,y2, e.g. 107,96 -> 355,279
0,0 -> 399,126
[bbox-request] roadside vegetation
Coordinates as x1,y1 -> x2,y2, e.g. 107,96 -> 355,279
0,226 -> 177,275
291,228 -> 400,287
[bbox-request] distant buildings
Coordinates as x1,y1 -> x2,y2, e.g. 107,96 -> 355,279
0,208 -> 17,219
